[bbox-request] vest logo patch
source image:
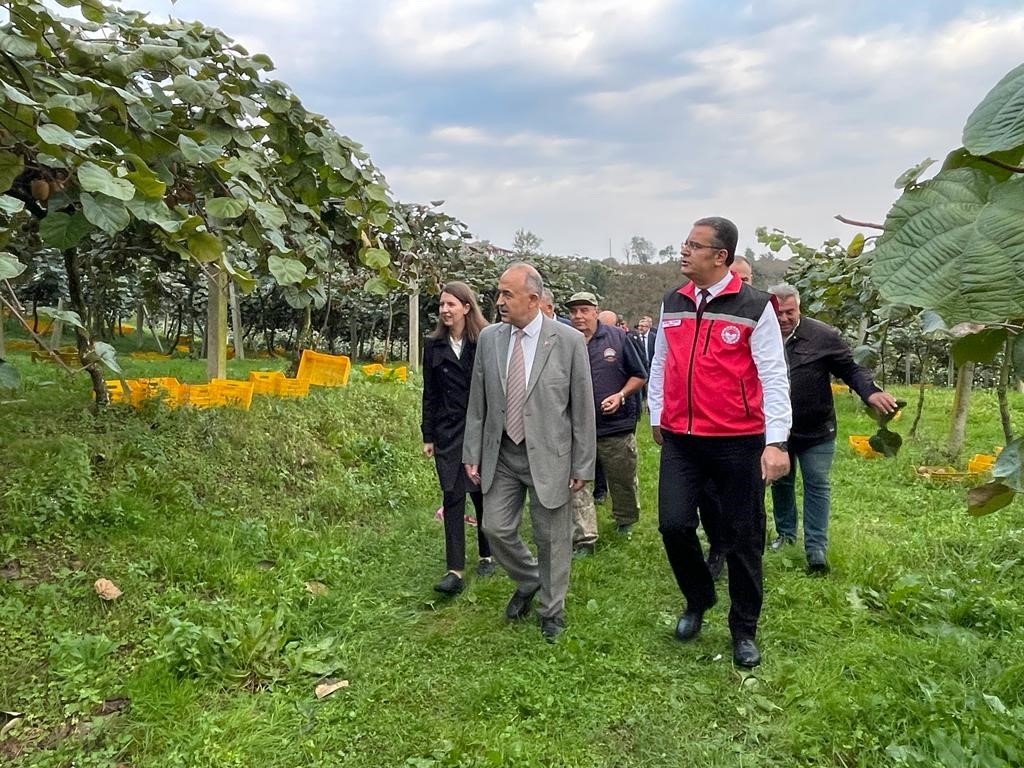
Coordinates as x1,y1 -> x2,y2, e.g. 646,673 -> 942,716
602,347 -> 617,363
721,325 -> 741,344
662,318 -> 681,328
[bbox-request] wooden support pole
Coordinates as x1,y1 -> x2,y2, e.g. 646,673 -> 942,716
206,266 -> 228,381
408,288 -> 419,373
229,281 -> 245,361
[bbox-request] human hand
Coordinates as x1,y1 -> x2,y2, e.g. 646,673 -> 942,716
867,391 -> 899,415
569,478 -> 585,492
423,443 -> 434,457
465,464 -> 481,485
761,446 -> 790,484
600,393 -> 622,415
651,426 -> 663,446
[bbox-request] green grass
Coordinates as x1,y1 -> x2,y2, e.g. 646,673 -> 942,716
1,343 -> 1023,767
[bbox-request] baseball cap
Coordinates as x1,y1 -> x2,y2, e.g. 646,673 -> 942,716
565,291 -> 599,307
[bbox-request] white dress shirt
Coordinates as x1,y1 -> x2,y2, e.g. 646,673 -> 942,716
648,271 -> 791,443
505,310 -> 545,386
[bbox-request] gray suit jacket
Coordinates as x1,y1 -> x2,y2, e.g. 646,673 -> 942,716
462,316 -> 597,509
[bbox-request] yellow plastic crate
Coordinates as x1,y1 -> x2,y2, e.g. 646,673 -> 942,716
848,434 -> 882,459
297,350 -> 350,387
130,351 -> 167,361
914,465 -> 981,484
184,383 -> 215,409
210,378 -> 254,410
274,378 -> 310,398
361,363 -> 385,377
389,365 -> 408,382
830,383 -> 850,394
104,379 -> 133,404
132,377 -> 185,407
248,370 -> 286,396
967,454 -> 996,474
6,340 -> 36,351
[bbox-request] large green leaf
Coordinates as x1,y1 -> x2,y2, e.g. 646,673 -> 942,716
84,341 -> 123,375
967,482 -> 1016,517
951,328 -> 1008,367
0,31 -> 38,58
36,123 -> 103,150
38,306 -> 84,329
187,232 -> 223,263
963,62 -> 1024,155
1012,333 -> 1024,382
267,254 -> 306,285
206,196 -> 248,219
126,170 -> 166,199
361,247 -> 390,269
39,211 -> 94,249
0,359 -> 21,390
942,146 -> 1024,183
253,201 -> 286,229
992,437 -> 1023,492
872,169 -> 1024,324
80,192 -> 131,234
0,194 -> 24,215
178,135 -> 223,164
0,151 -> 24,194
77,161 -> 137,201
0,251 -> 26,279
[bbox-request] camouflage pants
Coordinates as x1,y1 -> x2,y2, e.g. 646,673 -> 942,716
572,432 -> 641,546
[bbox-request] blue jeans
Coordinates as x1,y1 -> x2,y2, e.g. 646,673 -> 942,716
771,440 -> 835,560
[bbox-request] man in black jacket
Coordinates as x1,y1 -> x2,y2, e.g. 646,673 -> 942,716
767,284 -> 898,573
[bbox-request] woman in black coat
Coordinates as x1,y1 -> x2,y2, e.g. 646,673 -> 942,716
421,281 -> 492,595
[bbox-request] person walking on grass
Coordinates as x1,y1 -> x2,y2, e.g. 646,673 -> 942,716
648,216 -> 791,668
421,281 -> 495,596
568,293 -> 647,556
463,263 -> 596,642
767,283 -> 898,574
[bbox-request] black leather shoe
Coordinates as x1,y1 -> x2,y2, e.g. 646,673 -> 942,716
806,559 -> 830,575
572,544 -> 595,559
732,637 -> 761,668
770,535 -> 795,551
505,585 -> 540,620
540,615 -> 564,643
707,551 -> 725,581
433,571 -> 464,595
674,610 -> 705,642
475,558 -> 496,577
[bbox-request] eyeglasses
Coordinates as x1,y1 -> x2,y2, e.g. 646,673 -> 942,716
682,240 -> 721,252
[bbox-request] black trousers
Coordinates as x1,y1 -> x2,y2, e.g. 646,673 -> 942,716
697,483 -> 724,555
658,430 -> 766,639
442,489 -> 490,571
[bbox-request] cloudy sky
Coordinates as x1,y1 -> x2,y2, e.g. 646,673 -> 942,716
130,0 -> 1023,260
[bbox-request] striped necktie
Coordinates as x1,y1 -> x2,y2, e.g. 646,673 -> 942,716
505,329 -> 526,444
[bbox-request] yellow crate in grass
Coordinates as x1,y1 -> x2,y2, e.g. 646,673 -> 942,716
104,379 -> 133,404
184,383 -> 215,409
248,370 -> 286,396
297,349 -> 350,387
361,363 -> 385,377
830,383 -> 850,394
6,340 -> 35,351
274,378 -> 310,398
389,365 -> 408,382
967,453 -> 996,473
132,377 -> 185,407
848,434 -> 883,459
210,378 -> 254,410
914,465 -> 981,484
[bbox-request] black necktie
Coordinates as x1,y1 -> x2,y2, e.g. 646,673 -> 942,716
696,289 -> 709,319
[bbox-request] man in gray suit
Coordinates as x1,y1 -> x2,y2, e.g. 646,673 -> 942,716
463,263 -> 596,642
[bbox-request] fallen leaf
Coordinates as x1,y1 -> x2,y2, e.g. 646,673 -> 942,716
0,715 -> 22,737
314,679 -> 349,699
94,578 -> 122,600
304,581 -> 328,597
256,559 -> 276,570
0,560 -> 21,580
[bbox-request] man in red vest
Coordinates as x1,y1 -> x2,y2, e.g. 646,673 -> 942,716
648,216 -> 791,668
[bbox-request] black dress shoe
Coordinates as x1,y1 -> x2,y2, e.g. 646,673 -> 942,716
540,615 -> 564,643
770,535 -> 795,551
707,551 -> 725,581
674,610 -> 705,642
475,558 -> 496,577
433,571 -> 464,595
505,585 -> 540,620
732,637 -> 761,668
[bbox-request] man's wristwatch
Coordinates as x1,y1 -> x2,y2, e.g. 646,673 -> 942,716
766,441 -> 789,452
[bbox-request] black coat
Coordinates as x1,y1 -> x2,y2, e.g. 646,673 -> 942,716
421,335 -> 477,493
628,329 -> 656,372
785,316 -> 880,451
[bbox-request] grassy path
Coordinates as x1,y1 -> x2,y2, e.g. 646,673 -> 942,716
1,351 -> 1022,766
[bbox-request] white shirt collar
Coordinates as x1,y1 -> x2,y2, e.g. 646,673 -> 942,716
518,310 -> 544,338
